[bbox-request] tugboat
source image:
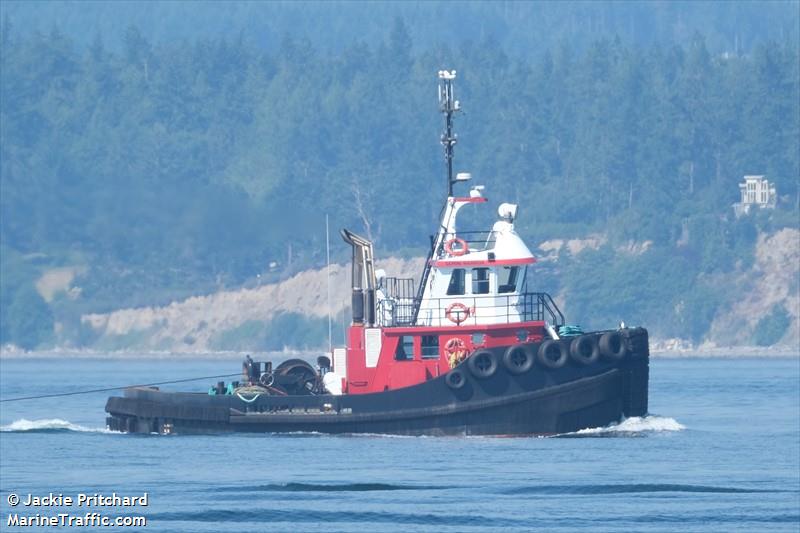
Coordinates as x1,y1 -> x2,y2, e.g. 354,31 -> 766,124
106,70 -> 650,436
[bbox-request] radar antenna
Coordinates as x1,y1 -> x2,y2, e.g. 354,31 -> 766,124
438,70 -> 461,197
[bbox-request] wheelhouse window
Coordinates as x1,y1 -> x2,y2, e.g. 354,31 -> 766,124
498,266 -> 519,293
447,269 -> 466,295
472,268 -> 490,294
395,335 -> 414,360
421,335 -> 439,359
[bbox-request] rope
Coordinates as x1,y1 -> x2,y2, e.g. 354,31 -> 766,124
0,373 -> 242,403
558,324 -> 584,337
236,392 -> 261,403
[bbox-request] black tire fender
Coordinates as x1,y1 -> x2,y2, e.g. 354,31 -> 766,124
569,335 -> 600,366
468,350 -> 498,379
599,331 -> 628,360
445,369 -> 467,390
502,344 -> 535,375
537,340 -> 568,369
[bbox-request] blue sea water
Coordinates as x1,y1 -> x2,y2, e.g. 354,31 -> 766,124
1,356 -> 798,532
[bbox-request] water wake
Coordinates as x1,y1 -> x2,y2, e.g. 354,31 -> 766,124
504,483 -> 782,495
215,482 -> 445,493
0,418 -> 113,434
561,415 -> 685,437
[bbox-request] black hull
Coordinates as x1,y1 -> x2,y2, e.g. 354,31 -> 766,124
106,328 -> 649,436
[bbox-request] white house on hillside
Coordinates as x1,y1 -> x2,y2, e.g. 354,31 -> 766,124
733,175 -> 776,217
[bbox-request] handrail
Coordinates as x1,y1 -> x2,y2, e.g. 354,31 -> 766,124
378,292 -> 564,328
539,293 -> 565,326
434,231 -> 495,257
412,239 -> 436,322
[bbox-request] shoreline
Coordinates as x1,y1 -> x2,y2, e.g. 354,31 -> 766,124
0,349 -> 299,360
650,347 -> 799,358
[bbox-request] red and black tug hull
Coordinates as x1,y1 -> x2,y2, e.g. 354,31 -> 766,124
106,328 -> 649,436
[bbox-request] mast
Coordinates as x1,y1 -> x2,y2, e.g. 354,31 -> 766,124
326,213 -> 332,353
438,70 -> 460,198
413,70 -> 463,323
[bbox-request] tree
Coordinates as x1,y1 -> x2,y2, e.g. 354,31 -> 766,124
6,284 -> 54,350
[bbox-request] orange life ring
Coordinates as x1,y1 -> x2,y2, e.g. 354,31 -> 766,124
444,237 -> 469,256
444,337 -> 468,368
445,302 -> 471,325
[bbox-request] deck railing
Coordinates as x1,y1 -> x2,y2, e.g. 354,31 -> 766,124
377,291 -> 564,328
434,231 -> 495,257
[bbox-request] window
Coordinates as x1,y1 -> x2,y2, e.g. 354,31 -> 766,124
395,335 -> 414,360
447,269 -> 465,295
472,268 -> 490,294
421,335 -> 439,359
498,266 -> 519,293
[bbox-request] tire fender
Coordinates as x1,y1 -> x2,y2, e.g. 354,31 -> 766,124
468,350 -> 498,379
445,369 -> 467,390
502,344 -> 535,375
599,331 -> 628,360
569,335 -> 600,366
537,339 -> 568,369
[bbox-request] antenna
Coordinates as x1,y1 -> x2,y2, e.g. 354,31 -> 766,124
326,213 -> 332,354
438,69 -> 460,197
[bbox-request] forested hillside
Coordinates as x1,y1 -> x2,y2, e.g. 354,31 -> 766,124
1,2 -> 798,350
4,1 -> 798,57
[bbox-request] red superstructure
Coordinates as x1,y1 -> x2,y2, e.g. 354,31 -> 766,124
342,321 -> 547,394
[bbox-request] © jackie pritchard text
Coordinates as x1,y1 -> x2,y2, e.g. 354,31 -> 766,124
8,492 -> 148,507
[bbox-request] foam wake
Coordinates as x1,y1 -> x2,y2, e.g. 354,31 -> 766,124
561,415 -> 685,437
0,418 -> 113,434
